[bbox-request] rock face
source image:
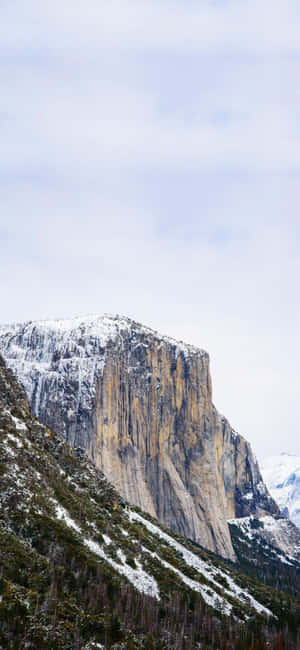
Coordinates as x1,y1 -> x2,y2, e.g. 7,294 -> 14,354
0,315 -> 279,560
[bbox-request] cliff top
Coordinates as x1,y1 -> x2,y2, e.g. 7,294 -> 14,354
0,313 -> 208,359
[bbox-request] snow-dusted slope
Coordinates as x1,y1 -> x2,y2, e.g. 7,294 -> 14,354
261,454 -> 300,529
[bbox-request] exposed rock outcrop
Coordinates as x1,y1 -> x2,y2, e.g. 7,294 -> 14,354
0,315 -> 279,560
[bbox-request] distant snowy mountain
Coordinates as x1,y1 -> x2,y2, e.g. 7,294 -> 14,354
261,454 -> 300,529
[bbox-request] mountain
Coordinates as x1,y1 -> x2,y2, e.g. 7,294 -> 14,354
0,314 -> 279,562
261,453 -> 300,529
228,516 -> 300,602
0,354 -> 300,649
229,515 -> 300,569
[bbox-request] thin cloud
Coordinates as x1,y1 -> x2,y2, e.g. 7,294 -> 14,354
2,1 -> 300,55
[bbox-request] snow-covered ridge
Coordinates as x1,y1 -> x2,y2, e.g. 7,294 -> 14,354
228,515 -> 300,564
0,313 -> 206,359
0,314 -> 206,418
261,453 -> 300,529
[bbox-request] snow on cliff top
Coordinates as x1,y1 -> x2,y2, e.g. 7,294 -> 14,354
0,315 -> 207,416
0,313 -> 206,359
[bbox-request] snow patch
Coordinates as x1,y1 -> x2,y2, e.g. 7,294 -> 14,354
5,432 -> 23,448
129,510 -> 273,617
51,500 -> 160,599
10,415 -> 27,432
84,538 -> 160,600
53,502 -> 81,534
142,546 -> 232,615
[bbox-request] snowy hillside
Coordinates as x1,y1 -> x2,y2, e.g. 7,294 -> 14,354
261,454 -> 300,529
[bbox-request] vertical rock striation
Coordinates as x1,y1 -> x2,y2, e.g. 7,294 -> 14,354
0,315 -> 279,560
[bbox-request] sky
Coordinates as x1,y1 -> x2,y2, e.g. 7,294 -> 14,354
1,0 -> 300,460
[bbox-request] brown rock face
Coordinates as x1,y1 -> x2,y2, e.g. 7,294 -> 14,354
0,315 -> 279,560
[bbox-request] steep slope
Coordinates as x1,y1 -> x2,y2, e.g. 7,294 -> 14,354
0,355 -> 299,649
0,315 -> 279,561
261,453 -> 300,529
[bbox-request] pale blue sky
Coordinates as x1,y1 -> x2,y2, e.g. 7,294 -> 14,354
1,1 -> 300,458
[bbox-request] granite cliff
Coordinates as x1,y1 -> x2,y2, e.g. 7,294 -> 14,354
0,315 -> 279,560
